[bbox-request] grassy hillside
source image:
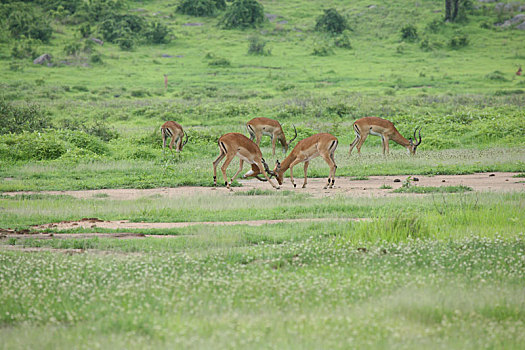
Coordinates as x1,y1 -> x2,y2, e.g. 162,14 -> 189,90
0,0 -> 525,189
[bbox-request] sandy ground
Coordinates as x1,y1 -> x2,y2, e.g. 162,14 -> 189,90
2,172 -> 523,200
1,172 -> 523,241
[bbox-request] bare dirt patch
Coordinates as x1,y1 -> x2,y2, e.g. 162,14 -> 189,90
2,173 -> 522,200
29,217 -> 367,232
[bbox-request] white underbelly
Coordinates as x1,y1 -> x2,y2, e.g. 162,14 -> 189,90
369,130 -> 383,137
237,153 -> 255,164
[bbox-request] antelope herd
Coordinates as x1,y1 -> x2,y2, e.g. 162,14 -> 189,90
161,116 -> 422,190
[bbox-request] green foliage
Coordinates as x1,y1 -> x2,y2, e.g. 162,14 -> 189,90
315,8 -> 348,34
99,14 -> 146,44
449,32 -> 469,48
1,3 -> 53,42
176,0 -> 226,17
10,39 -> 38,59
208,57 -> 231,66
63,41 -> 82,56
0,132 -> 67,161
0,100 -> 51,135
79,23 -> 92,38
393,185 -> 473,193
247,35 -> 271,55
333,30 -> 352,49
312,43 -> 334,56
401,24 -> 418,41
145,22 -> 172,44
220,0 -> 265,29
485,71 -> 508,81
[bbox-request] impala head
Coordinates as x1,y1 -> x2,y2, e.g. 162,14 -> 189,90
408,127 -> 422,155
179,131 -> 189,151
272,160 -> 284,185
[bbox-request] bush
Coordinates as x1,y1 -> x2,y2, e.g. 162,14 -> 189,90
0,100 -> 51,135
0,132 -> 67,161
247,35 -> 271,55
401,24 -> 418,41
208,57 -> 231,66
312,43 -> 334,56
63,41 -> 82,56
485,71 -> 508,81
2,3 -> 53,43
315,8 -> 348,34
220,0 -> 265,29
145,22 -> 172,44
176,0 -> 226,17
11,39 -> 38,59
333,30 -> 352,49
449,33 -> 469,48
99,14 -> 146,44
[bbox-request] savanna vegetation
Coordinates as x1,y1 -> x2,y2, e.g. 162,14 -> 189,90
1,0 -> 525,348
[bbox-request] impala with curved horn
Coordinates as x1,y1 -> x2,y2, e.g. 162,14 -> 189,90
246,117 -> 298,156
268,133 -> 338,189
213,133 -> 280,190
161,121 -> 188,154
348,117 -> 422,155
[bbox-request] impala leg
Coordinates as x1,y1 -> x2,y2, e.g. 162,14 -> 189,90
302,161 -> 309,188
356,133 -> 368,154
384,136 -> 390,156
221,153 -> 236,189
255,160 -> 280,189
255,133 -> 262,146
271,135 -> 277,156
349,136 -> 359,155
230,159 -> 244,185
212,151 -> 226,186
175,136 -> 182,153
321,153 -> 337,189
330,151 -> 337,188
288,159 -> 303,188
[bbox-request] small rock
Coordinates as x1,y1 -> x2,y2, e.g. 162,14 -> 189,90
394,179 -> 401,183
90,38 -> 104,45
413,177 -> 419,182
489,173 -> 495,177
33,53 -> 52,65
161,54 -> 173,58
183,23 -> 203,26
442,180 -> 446,183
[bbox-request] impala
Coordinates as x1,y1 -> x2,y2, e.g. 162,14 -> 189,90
213,133 -> 280,190
246,117 -> 298,155
348,117 -> 422,155
161,121 -> 188,154
269,133 -> 338,189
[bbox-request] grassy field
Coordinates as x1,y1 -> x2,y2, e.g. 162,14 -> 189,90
1,0 -> 525,348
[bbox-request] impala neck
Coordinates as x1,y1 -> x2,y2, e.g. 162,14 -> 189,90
277,154 -> 294,175
390,131 -> 411,148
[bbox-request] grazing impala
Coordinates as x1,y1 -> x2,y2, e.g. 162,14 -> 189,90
348,117 -> 422,155
161,121 -> 188,154
213,133 -> 280,190
246,117 -> 298,155
269,133 -> 338,189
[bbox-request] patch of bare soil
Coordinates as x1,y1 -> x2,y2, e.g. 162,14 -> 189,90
2,173 -> 522,200
30,217 -> 367,231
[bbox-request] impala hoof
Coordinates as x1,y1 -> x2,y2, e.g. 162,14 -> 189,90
293,184 -> 296,188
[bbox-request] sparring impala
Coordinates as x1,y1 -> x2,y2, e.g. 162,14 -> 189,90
348,117 -> 422,155
161,121 -> 188,154
246,117 -> 298,155
213,133 -> 280,190
268,133 -> 338,189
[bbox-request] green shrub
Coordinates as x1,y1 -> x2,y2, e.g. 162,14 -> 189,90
145,22 -> 172,44
2,3 -> 53,43
333,30 -> 352,49
220,0 -> 265,29
449,33 -> 469,49
208,57 -> 231,66
63,41 -> 82,56
79,23 -> 91,38
59,130 -> 108,155
247,35 -> 271,55
312,43 -> 334,56
485,71 -> 507,81
401,24 -> 418,41
0,100 -> 51,135
315,8 -> 348,34
176,0 -> 226,17
99,14 -> 146,43
11,39 -> 38,59
0,132 -> 67,161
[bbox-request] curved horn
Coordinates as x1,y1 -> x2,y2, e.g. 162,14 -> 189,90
288,125 -> 298,146
414,127 -> 422,146
182,130 -> 189,147
262,158 -> 275,177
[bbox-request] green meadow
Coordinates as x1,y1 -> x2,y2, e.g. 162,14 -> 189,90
1,0 -> 525,348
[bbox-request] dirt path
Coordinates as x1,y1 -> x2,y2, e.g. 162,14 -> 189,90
2,173 -> 523,200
